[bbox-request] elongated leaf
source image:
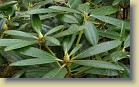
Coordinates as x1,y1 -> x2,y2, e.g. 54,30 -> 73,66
12,69 -> 28,78
4,41 -> 37,51
93,15 -> 130,29
45,25 -> 64,36
53,24 -> 84,38
111,51 -> 129,62
45,36 -> 60,46
42,67 -> 67,78
77,4 -> 90,13
49,6 -> 81,14
69,44 -> 82,56
25,8 -> 59,14
31,14 -> 42,34
70,0 -> 82,9
119,21 -> 125,41
18,47 -> 57,59
57,14 -> 79,24
63,34 -> 76,52
98,30 -> 120,39
75,40 -> 122,59
40,13 -> 57,20
0,18 -> 7,31
0,39 -> 29,46
73,60 -> 124,70
84,21 -> 99,45
0,1 -> 17,10
10,58 -> 56,66
112,0 -> 122,6
124,35 -> 130,48
91,6 -> 118,15
4,30 -> 37,39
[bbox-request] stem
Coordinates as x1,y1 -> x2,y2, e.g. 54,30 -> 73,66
65,64 -> 71,77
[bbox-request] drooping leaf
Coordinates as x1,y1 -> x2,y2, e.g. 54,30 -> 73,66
0,1 -> 17,10
93,15 -> 130,29
63,34 -> 76,53
49,6 -> 81,14
73,60 -> 124,70
124,35 -> 130,48
10,58 -> 56,66
4,30 -> 37,39
84,21 -> 99,45
12,69 -> 28,78
42,67 -> 67,78
112,0 -> 122,6
0,18 -> 7,31
69,44 -> 82,56
91,6 -> 118,16
4,41 -> 37,51
57,14 -> 79,24
111,51 -> 129,62
75,40 -> 122,59
45,36 -> 60,46
53,24 -> 84,38
45,25 -> 64,36
18,47 -> 57,59
119,21 -> 125,41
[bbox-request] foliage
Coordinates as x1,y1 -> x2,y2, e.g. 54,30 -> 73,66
0,0 -> 130,78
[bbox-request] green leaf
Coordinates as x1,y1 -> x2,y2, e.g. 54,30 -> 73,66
70,0 -> 82,9
42,67 -> 67,78
0,1 -> 17,10
91,6 -> 118,16
84,21 -> 99,45
10,58 -> 56,66
75,40 -> 122,59
0,18 -> 7,31
49,6 -> 81,14
111,51 -> 129,62
12,69 -> 28,78
63,34 -> 76,52
98,30 -> 120,39
124,35 -> 130,48
4,41 -> 37,51
4,30 -> 37,39
57,14 -> 79,24
31,14 -> 42,34
45,25 -> 64,36
119,21 -> 125,41
18,47 -> 57,59
25,8 -> 59,14
45,36 -> 60,46
112,0 -> 122,6
0,39 -> 30,46
93,15 -> 130,29
73,60 -> 124,70
69,44 -> 82,56
77,3 -> 90,13
53,24 -> 84,38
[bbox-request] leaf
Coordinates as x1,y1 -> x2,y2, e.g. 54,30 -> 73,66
77,3 -> 90,13
12,69 -> 28,78
98,30 -> 120,39
84,21 -> 99,45
69,44 -> 82,56
4,30 -> 37,39
70,0 -> 82,9
111,51 -> 129,62
45,36 -> 60,46
4,41 -> 37,51
0,1 -> 17,10
0,39 -> 29,46
49,6 -> 81,14
75,40 -> 122,59
57,14 -> 79,24
112,0 -> 122,6
73,60 -> 124,70
18,47 -> 57,59
25,8 -> 59,14
124,35 -> 130,48
91,6 -> 118,16
63,34 -> 76,52
45,25 -> 64,36
0,56 -> 3,66
31,14 -> 42,34
42,67 -> 67,78
10,58 -> 56,66
119,21 -> 125,41
53,24 -> 84,38
0,18 -> 7,31
93,15 -> 130,29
